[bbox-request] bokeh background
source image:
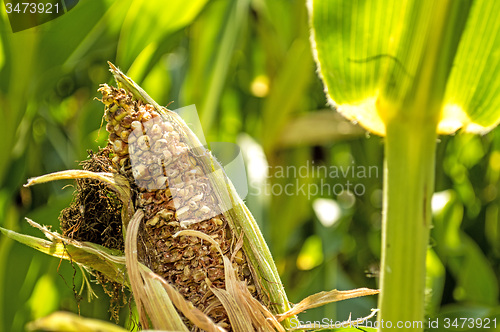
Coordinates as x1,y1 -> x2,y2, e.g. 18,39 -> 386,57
0,1 -> 499,331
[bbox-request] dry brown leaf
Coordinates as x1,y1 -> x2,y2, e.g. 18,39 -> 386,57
277,288 -> 380,322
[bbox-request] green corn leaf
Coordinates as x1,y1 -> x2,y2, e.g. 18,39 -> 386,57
26,311 -> 129,332
309,0 -> 500,136
0,219 -> 128,286
117,0 -> 209,69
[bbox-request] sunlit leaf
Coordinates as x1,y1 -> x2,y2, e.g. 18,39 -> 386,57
117,0 -> 209,69
182,0 -> 249,133
26,311 -> 128,332
425,248 -> 445,314
296,235 -> 324,271
310,0 -> 500,136
27,274 -> 59,320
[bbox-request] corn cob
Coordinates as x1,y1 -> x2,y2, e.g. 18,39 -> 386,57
98,84 -> 257,329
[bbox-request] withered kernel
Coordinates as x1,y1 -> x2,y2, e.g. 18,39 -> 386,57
153,176 -> 167,188
192,193 -> 203,202
137,135 -> 151,151
113,139 -> 124,153
147,216 -> 160,226
169,131 -> 180,142
183,247 -> 194,257
247,284 -> 256,294
161,121 -> 174,132
166,168 -> 179,178
115,108 -> 128,122
180,219 -> 198,228
150,123 -> 162,140
131,120 -> 142,132
142,112 -> 152,122
120,130 -> 129,142
162,149 -> 172,161
212,217 -> 223,226
121,115 -> 133,128
199,206 -> 211,215
106,123 -> 114,133
132,164 -> 147,179
158,209 -> 173,221
152,138 -> 168,153
234,250 -> 244,264
193,270 -> 206,282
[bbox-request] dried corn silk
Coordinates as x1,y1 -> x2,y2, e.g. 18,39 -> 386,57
98,84 -> 256,329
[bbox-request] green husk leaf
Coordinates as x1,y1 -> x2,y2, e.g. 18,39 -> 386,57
0,219 -> 127,285
440,0 -> 500,134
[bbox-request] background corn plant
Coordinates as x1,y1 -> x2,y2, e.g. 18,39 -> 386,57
310,0 -> 500,330
0,0 -> 499,331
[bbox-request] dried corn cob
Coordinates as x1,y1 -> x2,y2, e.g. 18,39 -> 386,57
98,83 -> 257,329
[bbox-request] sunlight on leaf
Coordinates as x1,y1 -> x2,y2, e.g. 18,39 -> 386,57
26,311 -> 128,332
309,0 -> 500,136
28,274 -> 59,320
117,0 -> 209,68
296,235 -> 324,270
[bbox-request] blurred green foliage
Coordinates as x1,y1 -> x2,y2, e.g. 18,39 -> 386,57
0,1 -> 498,331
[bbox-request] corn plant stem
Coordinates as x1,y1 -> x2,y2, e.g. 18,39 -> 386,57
377,119 -> 437,331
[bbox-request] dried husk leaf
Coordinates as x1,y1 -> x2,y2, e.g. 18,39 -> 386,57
125,209 -> 188,331
148,271 -> 225,332
277,288 -> 380,322
25,170 -> 134,230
